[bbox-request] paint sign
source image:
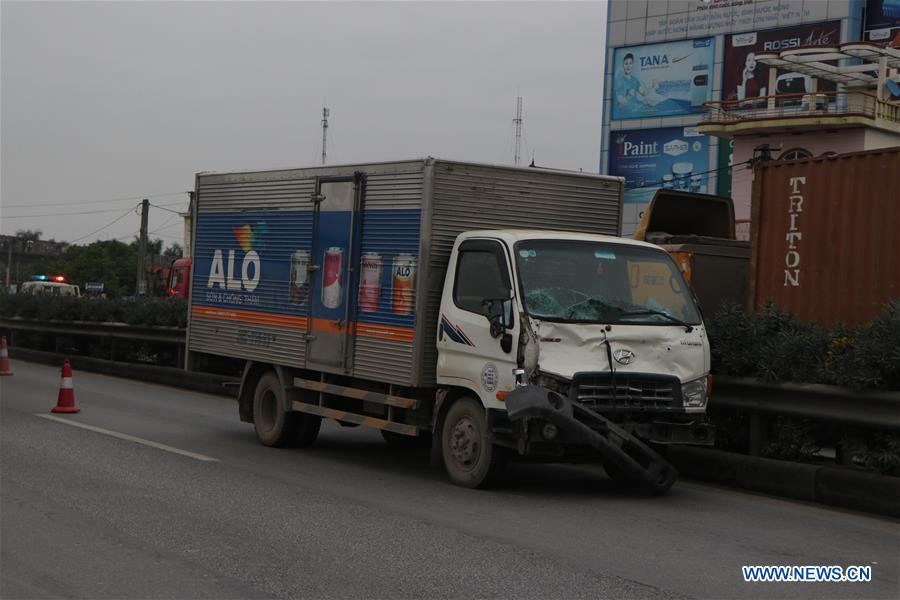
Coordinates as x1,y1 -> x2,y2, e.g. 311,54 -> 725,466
609,126 -> 711,235
611,38 -> 715,120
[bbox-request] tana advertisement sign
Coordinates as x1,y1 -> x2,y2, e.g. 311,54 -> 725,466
865,0 -> 900,41
608,126 -> 710,208
611,37 -> 715,120
723,21 -> 841,105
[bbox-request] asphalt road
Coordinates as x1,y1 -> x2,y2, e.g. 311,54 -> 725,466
2,360 -> 897,600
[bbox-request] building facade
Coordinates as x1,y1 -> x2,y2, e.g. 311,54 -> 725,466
598,0 -> 900,236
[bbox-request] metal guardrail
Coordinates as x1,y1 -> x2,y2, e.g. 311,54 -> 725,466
0,317 -> 185,344
2,317 -> 897,434
713,376 -> 900,431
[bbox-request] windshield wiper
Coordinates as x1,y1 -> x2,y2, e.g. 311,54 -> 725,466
619,308 -> 694,332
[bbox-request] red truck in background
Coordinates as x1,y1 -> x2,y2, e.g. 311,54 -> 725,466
146,258 -> 192,299
166,258 -> 191,299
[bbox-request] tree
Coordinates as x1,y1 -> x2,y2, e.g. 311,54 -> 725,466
163,243 -> 183,259
15,229 -> 42,241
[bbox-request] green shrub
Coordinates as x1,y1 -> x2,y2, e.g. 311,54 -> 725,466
707,300 -> 900,391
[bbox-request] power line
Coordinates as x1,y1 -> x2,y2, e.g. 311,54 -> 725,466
625,159 -> 753,191
68,203 -> 141,244
2,191 -> 187,209
148,203 -> 182,215
2,205 -> 145,219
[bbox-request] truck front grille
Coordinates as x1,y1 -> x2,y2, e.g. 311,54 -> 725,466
573,374 -> 680,411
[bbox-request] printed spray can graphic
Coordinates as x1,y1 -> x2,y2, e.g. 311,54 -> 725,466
289,250 -> 310,305
392,254 -> 416,315
359,252 -> 382,312
322,247 -> 344,309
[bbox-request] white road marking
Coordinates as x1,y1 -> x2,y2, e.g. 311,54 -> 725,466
35,414 -> 220,462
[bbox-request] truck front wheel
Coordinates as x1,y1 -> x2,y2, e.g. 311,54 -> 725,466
441,397 -> 503,488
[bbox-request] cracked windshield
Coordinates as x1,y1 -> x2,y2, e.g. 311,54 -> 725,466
516,240 -> 700,325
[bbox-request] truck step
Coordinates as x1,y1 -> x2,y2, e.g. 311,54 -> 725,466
291,377 -> 417,409
291,400 -> 418,437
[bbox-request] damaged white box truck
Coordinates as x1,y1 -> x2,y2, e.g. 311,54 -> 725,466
185,158 -> 713,494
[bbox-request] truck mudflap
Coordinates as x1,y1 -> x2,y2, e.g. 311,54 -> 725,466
504,385 -> 678,495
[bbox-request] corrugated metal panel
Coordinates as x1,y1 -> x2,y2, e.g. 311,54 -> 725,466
352,336 -> 416,383
417,160 -> 624,383
351,170 -> 425,384
190,174 -> 316,368
197,179 -> 315,212
364,171 -> 424,209
751,147 -> 900,325
189,318 -> 306,367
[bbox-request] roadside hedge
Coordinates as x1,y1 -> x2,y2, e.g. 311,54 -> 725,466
0,294 -> 187,328
706,300 -> 900,392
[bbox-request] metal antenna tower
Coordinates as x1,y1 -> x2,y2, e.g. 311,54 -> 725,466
321,106 -> 330,165
513,96 -> 523,166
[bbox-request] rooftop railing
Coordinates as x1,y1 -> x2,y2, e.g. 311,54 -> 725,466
702,90 -> 900,126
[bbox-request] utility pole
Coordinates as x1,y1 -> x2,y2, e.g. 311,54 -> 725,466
513,96 -> 523,166
135,199 -> 149,296
4,239 -> 12,289
321,106 -> 330,165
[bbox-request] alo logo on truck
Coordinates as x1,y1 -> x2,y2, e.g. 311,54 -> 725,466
207,223 -> 267,292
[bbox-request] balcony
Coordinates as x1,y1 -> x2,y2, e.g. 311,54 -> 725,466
700,90 -> 900,137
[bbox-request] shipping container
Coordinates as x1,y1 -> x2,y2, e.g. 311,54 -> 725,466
749,147 -> 900,325
186,158 -> 624,387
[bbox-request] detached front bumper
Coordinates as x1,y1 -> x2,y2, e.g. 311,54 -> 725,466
503,384 -> 679,495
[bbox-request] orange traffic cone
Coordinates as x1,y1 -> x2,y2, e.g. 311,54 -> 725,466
0,337 -> 12,376
51,360 -> 80,413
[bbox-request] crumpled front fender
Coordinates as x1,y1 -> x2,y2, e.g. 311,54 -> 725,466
505,384 -> 678,495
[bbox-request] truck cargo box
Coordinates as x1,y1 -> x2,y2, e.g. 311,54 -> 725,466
186,158 -> 624,387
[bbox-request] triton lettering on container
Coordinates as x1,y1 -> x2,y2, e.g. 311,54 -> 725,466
322,247 -> 344,309
358,252 -> 382,312
186,158 -> 715,493
750,148 -> 900,326
391,254 -> 416,315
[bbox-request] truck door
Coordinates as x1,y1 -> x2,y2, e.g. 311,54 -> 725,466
437,239 -> 520,407
307,177 -> 362,370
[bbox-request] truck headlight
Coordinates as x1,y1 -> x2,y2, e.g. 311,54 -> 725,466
681,377 -> 708,410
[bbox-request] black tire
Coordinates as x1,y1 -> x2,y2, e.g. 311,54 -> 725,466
381,430 -> 432,449
253,372 -> 321,448
441,397 -> 503,488
293,411 -> 322,448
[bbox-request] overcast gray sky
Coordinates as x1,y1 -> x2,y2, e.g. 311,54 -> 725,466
1,1 -> 608,245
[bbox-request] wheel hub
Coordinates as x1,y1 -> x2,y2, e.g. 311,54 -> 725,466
449,417 -> 480,470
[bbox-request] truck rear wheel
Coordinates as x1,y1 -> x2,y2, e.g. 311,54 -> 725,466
441,397 -> 503,488
253,372 -> 320,448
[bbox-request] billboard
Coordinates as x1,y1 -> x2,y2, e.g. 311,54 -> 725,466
864,0 -> 900,41
611,38 -> 715,121
716,139 -> 734,198
723,21 -> 841,106
640,0 -> 838,41
608,126 -> 710,232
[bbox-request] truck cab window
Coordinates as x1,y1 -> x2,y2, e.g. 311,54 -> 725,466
454,249 -> 510,315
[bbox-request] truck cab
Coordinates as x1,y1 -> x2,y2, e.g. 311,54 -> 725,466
435,230 -> 712,489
